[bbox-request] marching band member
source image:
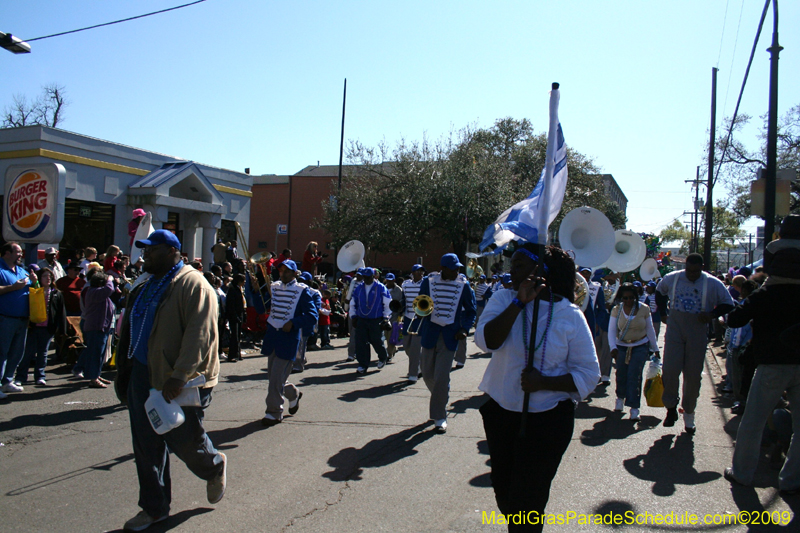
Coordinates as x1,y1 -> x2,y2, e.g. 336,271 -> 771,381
402,264 -> 425,383
384,273 -> 403,361
293,271 -> 321,373
349,267 -> 392,374
474,274 -> 491,324
418,254 -> 476,433
453,271 -> 472,370
260,260 -> 318,427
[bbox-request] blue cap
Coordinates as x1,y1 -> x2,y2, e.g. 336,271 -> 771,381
578,266 -> 592,273
492,274 -> 499,279
384,272 -> 395,280
737,266 -> 752,277
441,253 -> 463,270
27,263 -> 40,272
633,281 -> 642,287
479,274 -> 486,280
411,264 -> 424,272
279,259 -> 298,272
300,271 -> 313,281
360,267 -> 374,278
647,281 -> 657,287
502,274 -> 512,284
135,229 -> 182,250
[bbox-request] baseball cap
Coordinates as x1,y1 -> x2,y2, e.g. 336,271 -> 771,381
411,264 -> 425,272
135,229 -> 182,250
578,266 -> 592,273
300,271 -> 313,281
360,267 -> 375,278
479,274 -> 486,280
441,253 -> 463,270
131,208 -> 147,219
633,281 -> 643,288
384,273 -> 395,280
279,259 -> 298,272
45,247 -> 58,255
502,274 -> 512,284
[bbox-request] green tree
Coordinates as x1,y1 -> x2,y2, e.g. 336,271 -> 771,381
659,205 -> 744,256
713,104 -> 800,223
317,118 -> 626,257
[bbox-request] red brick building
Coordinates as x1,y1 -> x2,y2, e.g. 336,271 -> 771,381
249,165 -> 453,276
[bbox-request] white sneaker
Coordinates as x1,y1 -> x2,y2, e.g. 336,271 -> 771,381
684,412 -> 696,434
614,398 -> 624,411
434,419 -> 447,433
376,361 -> 385,370
36,379 -> 47,386
1,382 -> 23,393
406,375 -> 418,383
0,390 -> 7,400
600,375 -> 611,384
454,362 -> 465,369
630,408 -> 640,421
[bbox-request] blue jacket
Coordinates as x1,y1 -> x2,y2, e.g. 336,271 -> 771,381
593,287 -> 609,332
261,287 -> 318,361
351,281 -> 391,319
418,277 -> 476,351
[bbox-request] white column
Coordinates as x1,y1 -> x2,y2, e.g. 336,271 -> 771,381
183,225 -> 197,262
199,213 -> 221,269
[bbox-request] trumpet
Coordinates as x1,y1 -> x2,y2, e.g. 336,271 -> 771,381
407,294 -> 434,335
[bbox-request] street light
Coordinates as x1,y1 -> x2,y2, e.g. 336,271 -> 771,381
0,32 -> 31,54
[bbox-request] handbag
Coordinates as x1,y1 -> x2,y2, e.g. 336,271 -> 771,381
644,359 -> 664,407
29,286 -> 47,324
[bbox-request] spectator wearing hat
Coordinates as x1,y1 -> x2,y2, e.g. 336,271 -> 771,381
38,247 -> 66,281
402,264 -> 426,382
129,208 -> 147,250
763,214 -> 800,285
417,254 -> 476,433
56,262 -> 87,316
260,260 -> 318,426
349,267 -> 392,374
0,241 -> 33,396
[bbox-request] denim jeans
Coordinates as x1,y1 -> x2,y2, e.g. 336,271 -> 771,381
128,360 -> 224,517
319,324 -> 331,346
0,315 -> 29,385
615,343 -> 650,409
74,328 -> 110,380
16,327 -> 52,382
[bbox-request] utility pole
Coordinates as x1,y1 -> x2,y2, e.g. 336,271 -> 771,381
685,166 -> 703,253
704,67 -> 718,270
763,1 -> 782,253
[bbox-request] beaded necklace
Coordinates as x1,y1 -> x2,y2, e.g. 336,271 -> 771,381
521,290 -> 555,371
127,262 -> 183,359
359,281 -> 379,313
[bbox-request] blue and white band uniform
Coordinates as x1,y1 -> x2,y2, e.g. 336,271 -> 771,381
475,282 -> 490,308
418,273 -> 476,351
350,281 -> 392,320
262,280 -> 318,360
401,279 -> 423,320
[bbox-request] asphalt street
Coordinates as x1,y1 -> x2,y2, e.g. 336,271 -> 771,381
0,332 -> 797,533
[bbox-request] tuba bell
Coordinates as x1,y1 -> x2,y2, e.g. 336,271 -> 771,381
603,230 -> 647,274
574,272 -> 591,312
639,257 -> 659,281
337,240 -> 365,273
558,206 -> 616,269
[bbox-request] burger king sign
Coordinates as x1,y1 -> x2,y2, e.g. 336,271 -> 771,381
3,163 -> 66,243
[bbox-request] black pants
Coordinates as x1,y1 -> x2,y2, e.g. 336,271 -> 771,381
355,317 -> 388,369
480,397 -> 575,532
228,321 -> 242,360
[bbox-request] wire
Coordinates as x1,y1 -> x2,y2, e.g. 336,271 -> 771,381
722,0 -> 747,116
713,0 -> 771,189
22,0 -> 208,43
716,0 -> 731,68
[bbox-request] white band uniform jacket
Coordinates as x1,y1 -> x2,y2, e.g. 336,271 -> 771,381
475,289 -> 600,413
262,280 -> 318,361
417,273 -> 476,352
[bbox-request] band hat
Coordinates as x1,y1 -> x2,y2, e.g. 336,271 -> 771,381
44,247 -> 58,255
360,267 -> 375,278
279,259 -> 298,272
479,274 -> 486,279
384,273 -> 395,280
502,274 -> 512,284
632,281 -> 643,287
300,271 -> 313,281
411,264 -> 425,272
135,229 -> 182,251
647,280 -> 657,287
441,253 -> 463,270
578,266 -> 592,273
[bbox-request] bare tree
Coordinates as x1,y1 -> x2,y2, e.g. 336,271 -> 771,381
2,83 -> 68,128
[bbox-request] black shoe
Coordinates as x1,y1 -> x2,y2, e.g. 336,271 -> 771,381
663,408 -> 678,427
724,467 -> 745,486
288,392 -> 303,415
261,417 -> 281,427
731,402 -> 746,415
685,426 -> 696,436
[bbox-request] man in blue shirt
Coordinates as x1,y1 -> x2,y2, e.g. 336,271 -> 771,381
418,254 -> 476,433
349,267 -> 392,374
0,241 -> 32,396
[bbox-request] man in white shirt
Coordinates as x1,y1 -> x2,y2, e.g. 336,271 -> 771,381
37,247 -> 66,281
401,264 -> 425,382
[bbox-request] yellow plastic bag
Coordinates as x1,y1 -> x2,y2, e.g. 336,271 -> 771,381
644,375 -> 665,407
29,286 -> 47,324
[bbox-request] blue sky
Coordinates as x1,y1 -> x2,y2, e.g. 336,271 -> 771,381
3,0 -> 798,240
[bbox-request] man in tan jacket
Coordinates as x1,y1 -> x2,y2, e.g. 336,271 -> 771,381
118,230 -> 226,532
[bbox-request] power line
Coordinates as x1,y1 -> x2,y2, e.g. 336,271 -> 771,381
716,0 -> 731,68
713,0 -> 771,189
22,0 -> 208,43
722,0 -> 747,116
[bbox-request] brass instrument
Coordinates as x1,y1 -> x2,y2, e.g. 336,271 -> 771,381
407,294 -> 434,335
574,272 -> 590,312
389,299 -> 403,313
235,222 -> 270,309
465,258 -> 484,281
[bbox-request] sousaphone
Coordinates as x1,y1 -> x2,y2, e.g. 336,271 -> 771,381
639,257 -> 659,281
604,230 -> 646,274
337,240 -> 365,273
558,207 -> 615,269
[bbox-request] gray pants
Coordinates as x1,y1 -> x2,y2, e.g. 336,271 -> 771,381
454,338 -> 467,365
595,328 -> 612,377
731,364 -> 800,488
661,309 -> 708,414
403,332 -> 422,378
265,354 -> 299,420
420,336 -> 455,420
475,305 -> 485,326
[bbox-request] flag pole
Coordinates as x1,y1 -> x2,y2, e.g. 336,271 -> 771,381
520,82 -> 560,438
